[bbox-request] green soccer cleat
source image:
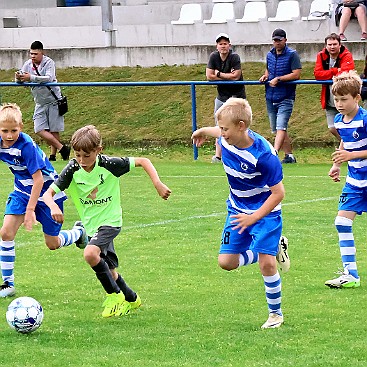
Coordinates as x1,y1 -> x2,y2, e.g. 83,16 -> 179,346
115,299 -> 132,317
130,294 -> 142,311
102,292 -> 125,318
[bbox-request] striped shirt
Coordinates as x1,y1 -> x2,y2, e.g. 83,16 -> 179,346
218,129 -> 283,215
335,107 -> 367,190
0,132 -> 64,201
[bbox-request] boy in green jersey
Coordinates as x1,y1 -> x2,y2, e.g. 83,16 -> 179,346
43,125 -> 171,317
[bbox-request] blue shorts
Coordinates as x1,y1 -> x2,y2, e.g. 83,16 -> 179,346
4,191 -> 65,236
219,211 -> 282,256
338,190 -> 367,215
266,98 -> 294,133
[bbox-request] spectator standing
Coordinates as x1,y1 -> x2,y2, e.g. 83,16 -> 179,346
314,33 -> 355,141
259,29 -> 302,164
336,0 -> 367,41
206,33 -> 246,163
15,41 -> 70,162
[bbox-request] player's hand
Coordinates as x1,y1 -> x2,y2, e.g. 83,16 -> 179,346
191,131 -> 207,147
328,165 -> 341,182
23,210 -> 37,231
230,213 -> 256,234
155,181 -> 172,200
50,208 -> 64,224
332,148 -> 351,164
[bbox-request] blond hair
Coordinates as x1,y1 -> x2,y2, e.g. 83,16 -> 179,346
0,103 -> 23,126
215,98 -> 252,128
71,125 -> 102,153
331,70 -> 362,98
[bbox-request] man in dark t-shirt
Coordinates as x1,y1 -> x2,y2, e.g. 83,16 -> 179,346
206,33 -> 246,162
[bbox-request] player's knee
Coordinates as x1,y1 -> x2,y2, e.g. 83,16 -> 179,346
45,239 -> 60,250
0,227 -> 15,241
218,257 -> 238,271
83,248 -> 99,266
259,262 -> 276,275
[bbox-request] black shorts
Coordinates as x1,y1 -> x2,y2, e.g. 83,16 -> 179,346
89,226 -> 121,269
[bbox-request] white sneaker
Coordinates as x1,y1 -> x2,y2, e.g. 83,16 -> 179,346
261,313 -> 284,329
211,156 -> 221,163
276,236 -> 290,272
0,282 -> 16,298
325,269 -> 360,288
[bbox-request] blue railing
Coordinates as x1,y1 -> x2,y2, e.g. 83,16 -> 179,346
1,79 -> 364,159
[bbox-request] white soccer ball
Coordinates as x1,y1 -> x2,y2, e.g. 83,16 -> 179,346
6,296 -> 44,334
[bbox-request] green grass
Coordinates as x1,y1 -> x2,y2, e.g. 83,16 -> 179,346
0,150 -> 366,367
0,60 -> 365,148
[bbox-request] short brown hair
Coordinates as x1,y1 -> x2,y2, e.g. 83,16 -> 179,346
325,33 -> 341,45
71,125 -> 102,153
216,98 -> 252,128
331,70 -> 362,97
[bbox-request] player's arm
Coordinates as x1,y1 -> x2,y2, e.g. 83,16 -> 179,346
191,126 -> 221,147
42,160 -> 76,223
42,186 -> 64,224
23,170 -> 44,231
134,157 -> 171,200
230,181 -> 285,234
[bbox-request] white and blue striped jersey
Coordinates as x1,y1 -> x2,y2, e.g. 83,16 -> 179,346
335,107 -> 367,192
0,132 -> 64,200
218,129 -> 283,215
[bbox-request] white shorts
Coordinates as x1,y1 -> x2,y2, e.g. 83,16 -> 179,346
33,102 -> 64,133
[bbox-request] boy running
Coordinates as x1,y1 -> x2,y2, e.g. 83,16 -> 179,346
0,103 -> 86,298
43,125 -> 171,317
191,98 -> 290,329
325,70 -> 367,288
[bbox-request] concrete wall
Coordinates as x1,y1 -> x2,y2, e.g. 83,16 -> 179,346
0,0 -> 366,69
3,41 -> 367,71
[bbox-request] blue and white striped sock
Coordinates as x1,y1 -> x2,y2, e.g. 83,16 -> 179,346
0,240 -> 15,286
335,216 -> 358,279
238,250 -> 259,267
263,272 -> 282,316
58,227 -> 83,248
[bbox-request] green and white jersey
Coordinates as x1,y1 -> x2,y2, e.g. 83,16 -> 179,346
51,154 -> 134,236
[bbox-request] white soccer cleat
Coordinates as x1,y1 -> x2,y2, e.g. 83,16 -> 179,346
276,235 -> 290,272
261,313 -> 284,329
0,282 -> 16,298
325,269 -> 360,289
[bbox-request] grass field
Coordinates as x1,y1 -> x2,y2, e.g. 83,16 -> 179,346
0,148 -> 366,367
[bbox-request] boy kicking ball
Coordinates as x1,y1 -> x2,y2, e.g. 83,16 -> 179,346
191,98 -> 290,329
43,125 -> 171,317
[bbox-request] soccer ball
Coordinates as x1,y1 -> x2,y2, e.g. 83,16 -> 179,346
6,297 -> 44,334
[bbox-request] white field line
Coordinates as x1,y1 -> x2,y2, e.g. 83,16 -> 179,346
123,196 -> 337,231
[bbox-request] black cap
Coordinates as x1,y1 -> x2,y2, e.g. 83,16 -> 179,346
272,29 -> 286,41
